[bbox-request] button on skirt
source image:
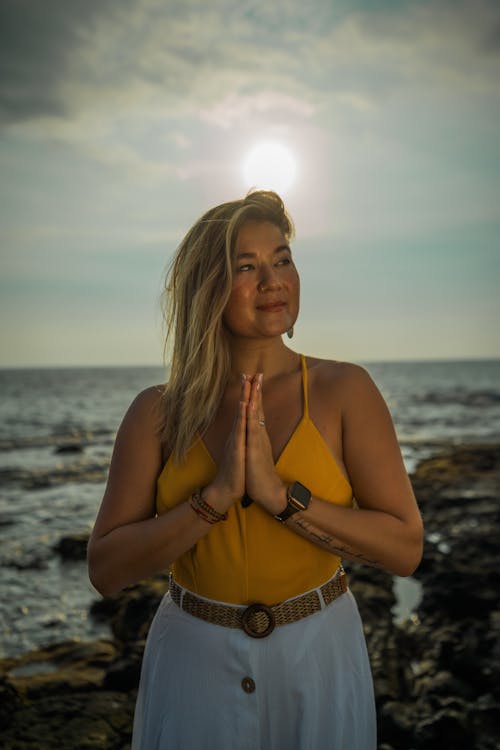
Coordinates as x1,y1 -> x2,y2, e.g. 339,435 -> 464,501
131,577 -> 377,750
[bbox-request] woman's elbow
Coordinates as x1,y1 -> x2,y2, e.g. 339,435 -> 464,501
87,538 -> 118,598
87,558 -> 109,598
88,566 -> 123,598
396,518 -> 424,577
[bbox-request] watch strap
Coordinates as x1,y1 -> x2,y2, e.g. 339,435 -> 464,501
274,482 -> 311,523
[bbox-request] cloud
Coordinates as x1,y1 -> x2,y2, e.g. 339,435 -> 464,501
2,0 -> 499,245
199,92 -> 316,130
0,0 -> 131,124
2,0 -> 499,136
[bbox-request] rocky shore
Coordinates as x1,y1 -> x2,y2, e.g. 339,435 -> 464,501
1,443 -> 499,749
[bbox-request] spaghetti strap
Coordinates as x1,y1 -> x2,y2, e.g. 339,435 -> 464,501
300,353 -> 309,418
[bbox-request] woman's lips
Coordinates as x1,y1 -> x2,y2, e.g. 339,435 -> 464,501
256,302 -> 286,312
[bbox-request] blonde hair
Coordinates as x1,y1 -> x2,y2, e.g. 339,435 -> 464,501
159,190 -> 294,462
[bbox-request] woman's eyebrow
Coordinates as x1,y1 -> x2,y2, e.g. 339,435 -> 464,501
235,244 -> 291,260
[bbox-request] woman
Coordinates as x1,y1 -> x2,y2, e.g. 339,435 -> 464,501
87,190 -> 423,749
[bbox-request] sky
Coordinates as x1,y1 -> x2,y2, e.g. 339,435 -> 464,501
1,0 -> 499,367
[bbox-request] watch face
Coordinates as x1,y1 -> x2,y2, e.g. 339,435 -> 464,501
289,481 -> 311,509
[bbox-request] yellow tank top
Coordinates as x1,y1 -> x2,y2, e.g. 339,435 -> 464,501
156,354 -> 353,605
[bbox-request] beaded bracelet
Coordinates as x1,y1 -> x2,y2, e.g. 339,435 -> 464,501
191,488 -> 228,522
189,499 -> 218,525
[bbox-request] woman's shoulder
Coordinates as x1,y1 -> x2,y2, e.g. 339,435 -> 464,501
304,355 -> 385,415
129,383 -> 164,408
304,355 -> 373,389
121,384 -> 166,432
304,355 -> 381,409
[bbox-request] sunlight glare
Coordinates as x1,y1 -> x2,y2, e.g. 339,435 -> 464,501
242,141 -> 297,194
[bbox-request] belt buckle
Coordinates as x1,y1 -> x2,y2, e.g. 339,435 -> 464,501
241,603 -> 275,638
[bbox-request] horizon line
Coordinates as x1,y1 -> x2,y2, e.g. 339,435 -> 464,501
1,355 -> 500,371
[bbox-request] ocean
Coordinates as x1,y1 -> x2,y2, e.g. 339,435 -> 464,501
1,358 -> 499,658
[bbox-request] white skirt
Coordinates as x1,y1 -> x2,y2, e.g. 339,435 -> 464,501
131,573 -> 377,750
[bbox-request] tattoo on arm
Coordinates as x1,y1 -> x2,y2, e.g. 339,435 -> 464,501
289,515 -> 382,568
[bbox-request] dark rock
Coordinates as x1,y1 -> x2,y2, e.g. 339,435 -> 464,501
103,647 -> 144,692
54,444 -> 83,454
0,638 -> 137,748
109,576 -> 168,644
379,700 -> 416,748
89,594 -> 124,622
53,532 -> 90,561
0,513 -> 17,528
414,669 -> 474,702
0,690 -> 136,749
89,571 -> 168,639
401,443 -> 500,750
412,444 -> 500,483
0,675 -> 24,730
470,693 -> 500,745
414,708 -> 473,749
0,639 -> 118,699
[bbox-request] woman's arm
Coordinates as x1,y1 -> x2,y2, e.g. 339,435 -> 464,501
283,364 -> 423,576
87,385 -> 247,597
246,365 -> 423,577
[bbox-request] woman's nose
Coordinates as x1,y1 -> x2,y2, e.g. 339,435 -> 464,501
257,266 -> 282,291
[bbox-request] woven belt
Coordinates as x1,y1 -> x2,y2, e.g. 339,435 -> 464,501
169,567 -> 348,639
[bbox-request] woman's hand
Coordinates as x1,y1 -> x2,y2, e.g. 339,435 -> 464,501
245,373 -> 288,515
204,375 -> 251,513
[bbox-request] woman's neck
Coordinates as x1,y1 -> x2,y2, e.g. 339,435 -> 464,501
227,337 -> 300,384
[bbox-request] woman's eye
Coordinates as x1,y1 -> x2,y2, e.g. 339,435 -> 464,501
236,257 -> 291,272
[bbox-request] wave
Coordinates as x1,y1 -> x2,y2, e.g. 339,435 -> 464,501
0,429 -> 114,453
414,391 -> 500,407
0,459 -> 109,490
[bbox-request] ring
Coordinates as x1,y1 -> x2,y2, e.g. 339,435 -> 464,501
258,418 -> 265,426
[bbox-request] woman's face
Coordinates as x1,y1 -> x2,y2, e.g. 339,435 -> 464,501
223,220 -> 300,340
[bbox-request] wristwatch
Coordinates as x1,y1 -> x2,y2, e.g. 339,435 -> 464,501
274,481 -> 311,523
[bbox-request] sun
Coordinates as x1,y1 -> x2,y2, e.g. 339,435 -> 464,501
242,141 -> 297,194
